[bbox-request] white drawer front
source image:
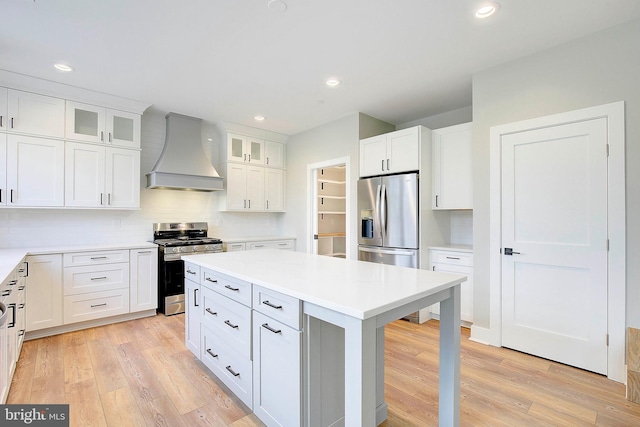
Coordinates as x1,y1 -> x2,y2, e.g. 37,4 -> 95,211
224,242 -> 246,252
253,285 -> 301,330
201,287 -> 251,358
202,268 -> 251,307
63,288 -> 129,324
201,324 -> 253,408
184,262 -> 201,282
63,263 -> 129,295
63,250 -> 129,267
247,240 -> 294,251
430,250 -> 473,266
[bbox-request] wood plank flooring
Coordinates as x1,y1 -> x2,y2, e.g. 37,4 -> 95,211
8,315 -> 640,426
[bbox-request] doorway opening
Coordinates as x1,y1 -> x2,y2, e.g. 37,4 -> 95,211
307,157 -> 350,258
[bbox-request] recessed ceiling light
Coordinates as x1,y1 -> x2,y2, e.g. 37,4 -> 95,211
475,2 -> 500,19
326,78 -> 341,87
254,115 -> 265,121
53,63 -> 74,72
267,0 -> 287,13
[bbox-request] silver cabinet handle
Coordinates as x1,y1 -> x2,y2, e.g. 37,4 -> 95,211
205,277 -> 217,282
186,269 -> 196,275
446,257 -> 460,260
205,308 -> 217,316
90,276 -> 107,281
91,256 -> 108,260
224,284 -> 239,292
101,131 -> 104,142
225,366 -> 240,377
263,300 -> 282,310
91,303 -> 107,308
10,117 -> 14,129
194,288 -> 199,307
206,348 -> 218,358
224,320 -> 239,329
262,323 -> 282,334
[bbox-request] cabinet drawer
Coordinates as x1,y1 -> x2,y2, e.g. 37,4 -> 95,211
202,268 -> 251,307
224,242 -> 246,252
201,287 -> 251,358
63,250 -> 129,267
253,285 -> 301,330
63,263 -> 129,295
430,250 -> 473,266
201,324 -> 253,408
247,240 -> 294,251
63,288 -> 129,324
184,262 -> 201,282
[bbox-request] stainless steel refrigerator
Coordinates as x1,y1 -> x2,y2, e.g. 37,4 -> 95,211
357,172 -> 419,268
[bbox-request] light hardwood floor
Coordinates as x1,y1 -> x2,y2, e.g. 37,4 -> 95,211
8,315 -> 640,426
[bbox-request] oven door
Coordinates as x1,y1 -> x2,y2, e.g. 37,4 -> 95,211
159,258 -> 186,315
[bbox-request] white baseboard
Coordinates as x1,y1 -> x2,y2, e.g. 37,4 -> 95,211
469,324 -> 494,346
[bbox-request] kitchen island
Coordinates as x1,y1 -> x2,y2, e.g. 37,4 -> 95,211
183,249 -> 465,427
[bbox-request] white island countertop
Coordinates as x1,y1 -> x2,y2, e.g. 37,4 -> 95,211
183,249 -> 466,320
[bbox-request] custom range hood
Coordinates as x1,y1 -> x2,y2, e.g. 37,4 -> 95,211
146,113 -> 223,191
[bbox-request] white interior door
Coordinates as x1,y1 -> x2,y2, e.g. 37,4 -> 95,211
501,118 -> 608,374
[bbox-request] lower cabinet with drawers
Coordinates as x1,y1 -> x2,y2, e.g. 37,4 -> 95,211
223,237 -> 295,252
185,261 -> 303,426
429,247 -> 474,324
25,245 -> 157,339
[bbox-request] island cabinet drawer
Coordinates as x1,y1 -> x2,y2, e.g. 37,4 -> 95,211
430,250 -> 473,267
201,268 -> 251,307
201,286 -> 251,358
201,324 -> 253,408
63,250 -> 129,267
63,263 -> 129,295
253,285 -> 301,330
63,288 -> 129,324
184,262 -> 200,282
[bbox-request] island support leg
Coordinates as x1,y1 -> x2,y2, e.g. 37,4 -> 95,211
439,284 -> 461,427
344,315 -> 377,426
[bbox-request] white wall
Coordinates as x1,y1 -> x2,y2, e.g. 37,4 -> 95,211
0,107 -> 283,249
472,19 -> 640,329
398,106 -> 472,131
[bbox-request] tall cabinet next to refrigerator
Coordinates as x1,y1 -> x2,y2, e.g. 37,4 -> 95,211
358,172 -> 419,267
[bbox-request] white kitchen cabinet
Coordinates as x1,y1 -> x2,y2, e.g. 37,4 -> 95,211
225,163 -> 266,211
264,140 -> 285,168
359,126 -> 421,177
26,254 -> 63,332
0,87 -> 7,131
129,248 -> 158,313
6,135 -> 65,207
0,135 -> 6,206
432,122 -> 473,210
264,168 -> 284,211
253,311 -> 302,427
6,89 -> 65,138
65,142 -> 140,208
247,240 -> 295,251
227,133 -> 264,164
429,248 -> 473,323
184,263 -> 201,356
224,242 -> 246,252
65,101 -> 141,149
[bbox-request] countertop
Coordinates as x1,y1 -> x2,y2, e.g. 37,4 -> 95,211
428,244 -> 473,253
183,249 -> 466,320
0,242 -> 157,284
222,236 -> 297,243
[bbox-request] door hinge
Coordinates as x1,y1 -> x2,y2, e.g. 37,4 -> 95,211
313,234 -> 318,240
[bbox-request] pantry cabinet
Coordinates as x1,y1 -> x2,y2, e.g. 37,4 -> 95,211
65,142 -> 140,208
6,89 -> 65,138
432,122 -> 473,210
65,101 -> 141,149
359,126 -> 421,177
6,135 -> 65,207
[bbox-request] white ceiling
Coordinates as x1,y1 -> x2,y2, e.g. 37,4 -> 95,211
2,0 -> 640,135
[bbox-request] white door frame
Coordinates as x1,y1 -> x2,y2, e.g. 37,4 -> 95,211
306,156 -> 351,258
487,101 -> 626,383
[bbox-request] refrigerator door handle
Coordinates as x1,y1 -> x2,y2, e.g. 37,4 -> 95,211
380,184 -> 388,239
375,184 -> 383,239
358,247 -> 416,256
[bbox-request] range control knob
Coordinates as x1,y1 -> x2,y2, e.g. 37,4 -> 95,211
192,246 -> 200,252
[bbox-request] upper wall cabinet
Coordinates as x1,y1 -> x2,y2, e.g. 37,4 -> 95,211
264,140 -> 285,168
432,122 -> 473,210
0,88 -> 7,132
6,89 -> 65,138
359,127 -> 420,177
65,101 -> 141,149
226,133 -> 285,169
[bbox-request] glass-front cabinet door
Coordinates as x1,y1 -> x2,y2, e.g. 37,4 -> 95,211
227,133 -> 247,162
65,101 -> 105,144
247,137 -> 264,164
106,109 -> 140,149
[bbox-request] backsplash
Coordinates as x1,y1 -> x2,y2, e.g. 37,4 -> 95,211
450,211 -> 473,246
0,109 -> 283,250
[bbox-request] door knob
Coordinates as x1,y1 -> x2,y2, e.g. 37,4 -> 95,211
504,248 -> 521,256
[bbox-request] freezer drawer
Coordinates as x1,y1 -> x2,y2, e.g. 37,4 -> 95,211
358,246 -> 419,269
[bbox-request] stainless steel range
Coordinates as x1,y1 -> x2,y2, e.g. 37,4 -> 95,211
153,222 -> 222,315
